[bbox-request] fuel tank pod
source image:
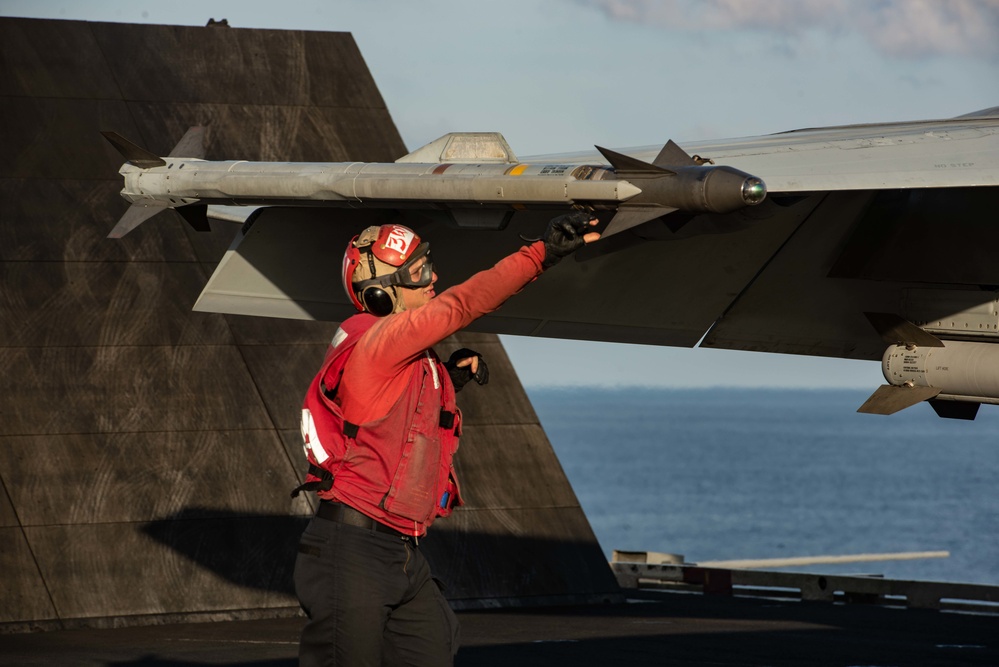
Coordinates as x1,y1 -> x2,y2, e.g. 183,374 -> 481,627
882,340 -> 999,401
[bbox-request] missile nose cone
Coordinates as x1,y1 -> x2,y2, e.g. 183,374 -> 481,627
742,177 -> 767,205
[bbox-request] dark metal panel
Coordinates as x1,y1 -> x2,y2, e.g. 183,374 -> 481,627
422,508 -> 619,603
0,432 -> 309,527
0,180 -> 197,263
123,103 -> 404,162
278,429 -> 318,513
0,262 -> 231,347
0,481 -> 18,527
90,23 -> 385,110
0,346 -> 274,436
301,29 -> 388,109
239,343 -> 330,431
191,227 -> 244,269
226,315 -> 339,347
0,97 -> 136,179
830,186 -> 999,286
26,522 -> 300,619
0,18 -> 120,99
454,424 -> 580,509
0,528 -> 57,624
311,106 -> 408,162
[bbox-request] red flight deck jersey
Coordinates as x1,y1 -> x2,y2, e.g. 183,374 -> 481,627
319,241 -> 546,536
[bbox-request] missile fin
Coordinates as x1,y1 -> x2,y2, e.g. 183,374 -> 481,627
108,202 -> 168,238
167,126 -> 208,159
595,146 -> 675,176
652,140 -> 698,168
864,312 -> 945,347
602,206 -> 677,238
857,384 -> 941,415
101,131 -> 166,168
108,203 -> 209,239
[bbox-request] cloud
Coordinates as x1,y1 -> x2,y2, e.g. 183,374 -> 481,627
575,0 -> 999,59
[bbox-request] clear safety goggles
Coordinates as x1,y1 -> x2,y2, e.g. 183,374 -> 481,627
353,242 -> 434,293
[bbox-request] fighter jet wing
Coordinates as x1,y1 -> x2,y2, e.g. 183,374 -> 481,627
532,106 -> 999,193
107,108 -> 999,417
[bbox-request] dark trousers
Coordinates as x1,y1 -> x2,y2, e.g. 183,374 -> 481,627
294,516 -> 459,667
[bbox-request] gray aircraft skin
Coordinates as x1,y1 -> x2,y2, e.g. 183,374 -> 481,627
105,108 -> 999,419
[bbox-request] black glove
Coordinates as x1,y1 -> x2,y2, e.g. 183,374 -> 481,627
445,348 -> 489,391
541,211 -> 595,269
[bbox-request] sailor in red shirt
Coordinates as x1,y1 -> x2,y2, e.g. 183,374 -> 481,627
294,212 -> 599,667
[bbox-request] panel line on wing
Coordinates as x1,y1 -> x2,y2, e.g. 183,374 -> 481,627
699,193 -> 831,349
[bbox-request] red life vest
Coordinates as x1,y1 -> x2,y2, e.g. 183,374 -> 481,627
294,313 -> 462,535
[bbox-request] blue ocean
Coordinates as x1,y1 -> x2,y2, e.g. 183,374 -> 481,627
526,387 -> 999,586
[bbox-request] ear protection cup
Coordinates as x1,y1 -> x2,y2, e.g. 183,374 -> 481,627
361,285 -> 395,317
345,224 -> 427,316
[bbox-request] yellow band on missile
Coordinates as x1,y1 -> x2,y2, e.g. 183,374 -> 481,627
507,164 -> 529,176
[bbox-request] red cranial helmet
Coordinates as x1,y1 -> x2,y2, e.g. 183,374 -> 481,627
342,224 -> 432,316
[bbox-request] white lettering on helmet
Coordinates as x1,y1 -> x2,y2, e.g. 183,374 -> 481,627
383,226 -> 415,257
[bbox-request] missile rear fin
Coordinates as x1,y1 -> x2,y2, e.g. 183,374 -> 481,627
594,144 -> 677,238
101,131 -> 166,168
107,201 -> 170,239
104,127 -> 210,238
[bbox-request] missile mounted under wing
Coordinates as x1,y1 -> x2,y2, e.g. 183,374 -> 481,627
102,107 -> 999,419
102,129 -> 766,237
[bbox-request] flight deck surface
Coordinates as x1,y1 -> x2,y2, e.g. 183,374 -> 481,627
2,591 -> 996,666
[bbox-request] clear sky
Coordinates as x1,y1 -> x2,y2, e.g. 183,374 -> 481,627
5,0 -> 999,388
